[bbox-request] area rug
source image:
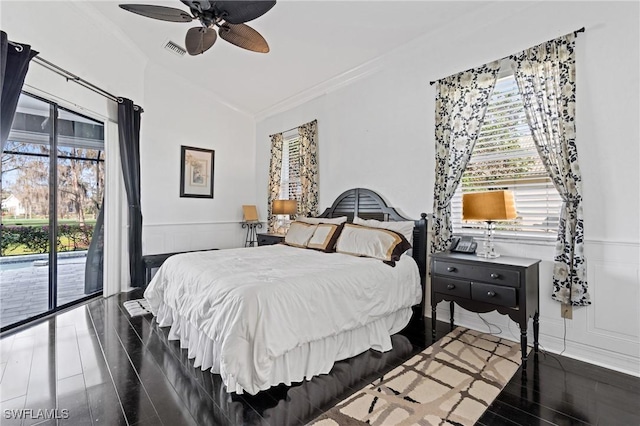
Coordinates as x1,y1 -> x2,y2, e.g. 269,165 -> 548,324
122,299 -> 153,317
309,327 -> 526,426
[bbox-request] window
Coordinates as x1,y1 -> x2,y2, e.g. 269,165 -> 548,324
451,70 -> 563,241
279,134 -> 301,202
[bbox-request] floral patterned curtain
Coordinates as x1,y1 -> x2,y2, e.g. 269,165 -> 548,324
511,33 -> 589,306
431,61 -> 501,253
267,132 -> 283,233
298,119 -> 319,218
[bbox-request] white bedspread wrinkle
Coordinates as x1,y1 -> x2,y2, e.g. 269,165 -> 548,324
144,244 -> 421,394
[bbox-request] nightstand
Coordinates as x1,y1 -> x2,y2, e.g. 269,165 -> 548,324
430,252 -> 540,362
257,233 -> 285,246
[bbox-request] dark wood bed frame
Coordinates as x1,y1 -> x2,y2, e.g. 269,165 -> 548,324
317,188 -> 428,314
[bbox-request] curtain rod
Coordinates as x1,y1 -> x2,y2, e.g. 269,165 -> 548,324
32,56 -> 121,103
428,27 -> 585,86
9,37 -> 142,111
269,119 -> 317,138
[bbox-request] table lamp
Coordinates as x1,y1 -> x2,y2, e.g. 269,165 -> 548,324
272,199 -> 298,233
462,190 -> 517,258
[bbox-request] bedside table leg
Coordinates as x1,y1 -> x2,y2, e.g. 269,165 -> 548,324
449,301 -> 455,331
520,326 -> 528,362
533,312 -> 540,353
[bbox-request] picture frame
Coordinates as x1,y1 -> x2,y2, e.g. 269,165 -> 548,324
180,145 -> 215,198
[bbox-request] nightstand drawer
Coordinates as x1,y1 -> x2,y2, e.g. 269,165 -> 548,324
432,260 -> 476,280
471,282 -> 517,307
433,277 -> 471,299
433,259 -> 520,287
477,267 -> 520,288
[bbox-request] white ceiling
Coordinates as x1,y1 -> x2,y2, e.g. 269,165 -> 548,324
86,1 -> 495,117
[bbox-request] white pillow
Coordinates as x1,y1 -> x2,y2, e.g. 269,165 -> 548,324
335,224 -> 411,266
353,216 -> 414,246
284,222 -> 317,248
297,216 -> 348,225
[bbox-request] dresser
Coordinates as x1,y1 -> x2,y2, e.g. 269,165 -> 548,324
430,252 -> 540,362
257,233 -> 285,246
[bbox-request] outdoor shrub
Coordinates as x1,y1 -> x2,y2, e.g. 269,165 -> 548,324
58,224 -> 94,251
18,226 -> 51,253
0,223 -> 96,255
0,225 -> 22,256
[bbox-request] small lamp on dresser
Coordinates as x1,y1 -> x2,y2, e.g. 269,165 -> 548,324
272,199 -> 298,234
462,190 -> 517,258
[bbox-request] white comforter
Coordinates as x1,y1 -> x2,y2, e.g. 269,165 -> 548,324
144,244 -> 421,393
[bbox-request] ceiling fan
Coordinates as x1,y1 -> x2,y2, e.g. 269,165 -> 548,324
119,1 -> 276,55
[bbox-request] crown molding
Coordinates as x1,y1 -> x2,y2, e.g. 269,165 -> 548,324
253,1 -> 541,123
253,54 -> 386,122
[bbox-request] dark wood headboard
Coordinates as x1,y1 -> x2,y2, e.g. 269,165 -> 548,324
317,188 -> 428,309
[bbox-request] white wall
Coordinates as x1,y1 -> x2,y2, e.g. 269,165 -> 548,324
141,63 -> 257,253
256,1 -> 640,375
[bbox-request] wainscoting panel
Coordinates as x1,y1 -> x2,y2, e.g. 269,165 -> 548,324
142,221 -> 257,256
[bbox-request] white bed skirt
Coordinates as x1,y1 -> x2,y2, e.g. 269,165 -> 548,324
154,302 -> 413,394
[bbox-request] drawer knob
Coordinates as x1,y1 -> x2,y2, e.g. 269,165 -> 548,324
447,266 -> 457,272
487,291 -> 496,297
447,284 -> 455,290
490,273 -> 500,279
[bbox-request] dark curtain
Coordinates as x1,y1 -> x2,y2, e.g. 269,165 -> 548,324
84,202 -> 104,294
1,31 -> 38,152
118,98 -> 145,287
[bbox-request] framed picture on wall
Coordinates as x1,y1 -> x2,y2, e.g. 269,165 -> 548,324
180,145 -> 215,198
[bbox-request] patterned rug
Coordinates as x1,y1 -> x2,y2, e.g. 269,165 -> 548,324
309,327 -> 526,426
122,299 -> 153,317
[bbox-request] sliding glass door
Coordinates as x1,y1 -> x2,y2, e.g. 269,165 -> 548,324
0,92 -> 105,330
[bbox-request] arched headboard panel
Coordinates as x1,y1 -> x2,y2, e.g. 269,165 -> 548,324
317,188 -> 428,312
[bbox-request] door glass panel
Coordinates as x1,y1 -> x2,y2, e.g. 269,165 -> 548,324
1,94 -> 52,327
56,108 -> 105,306
0,93 -> 106,330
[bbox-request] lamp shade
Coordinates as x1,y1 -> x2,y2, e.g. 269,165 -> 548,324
272,199 -> 298,215
242,205 -> 258,221
462,190 -> 517,221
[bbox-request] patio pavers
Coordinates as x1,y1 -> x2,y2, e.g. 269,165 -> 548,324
0,257 -> 91,328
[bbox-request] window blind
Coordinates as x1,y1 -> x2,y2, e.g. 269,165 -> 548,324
280,135 -> 301,201
452,73 -> 563,241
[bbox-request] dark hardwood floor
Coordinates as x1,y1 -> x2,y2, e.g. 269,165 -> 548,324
1,290 -> 638,425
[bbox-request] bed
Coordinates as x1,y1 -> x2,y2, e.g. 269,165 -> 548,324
144,188 -> 428,395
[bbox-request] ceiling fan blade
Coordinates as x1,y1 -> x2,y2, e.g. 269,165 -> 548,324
219,23 -> 269,53
213,1 -> 276,24
119,4 -> 193,22
185,26 -> 217,55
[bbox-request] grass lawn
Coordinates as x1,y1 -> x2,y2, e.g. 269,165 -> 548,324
1,218 -> 97,227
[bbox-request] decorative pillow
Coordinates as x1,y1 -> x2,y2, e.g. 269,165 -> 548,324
297,216 -> 348,225
307,223 -> 344,253
335,224 -> 411,266
284,222 -> 317,248
353,216 -> 414,246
